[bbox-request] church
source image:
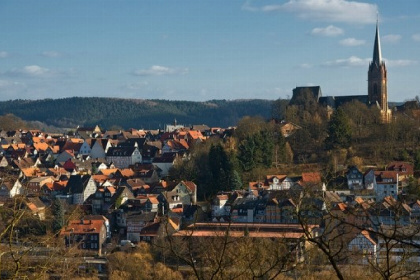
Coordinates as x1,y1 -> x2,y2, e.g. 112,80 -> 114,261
290,21 -> 392,122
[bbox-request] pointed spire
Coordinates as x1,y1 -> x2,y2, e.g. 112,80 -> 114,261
372,15 -> 382,66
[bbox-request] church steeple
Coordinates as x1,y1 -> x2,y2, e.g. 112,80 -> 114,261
368,16 -> 390,122
372,19 -> 382,67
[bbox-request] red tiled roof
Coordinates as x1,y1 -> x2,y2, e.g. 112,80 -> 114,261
301,172 -> 321,183
61,219 -> 104,235
183,181 -> 197,193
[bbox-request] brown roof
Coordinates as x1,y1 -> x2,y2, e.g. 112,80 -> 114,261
119,168 -> 135,177
183,181 -> 197,193
99,168 -> 119,176
374,171 -> 398,183
301,172 -> 321,183
33,142 -> 49,152
61,219 -> 105,235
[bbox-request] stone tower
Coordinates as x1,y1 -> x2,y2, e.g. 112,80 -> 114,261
368,20 -> 391,121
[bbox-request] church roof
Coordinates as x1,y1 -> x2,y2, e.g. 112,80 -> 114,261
372,20 -> 382,66
319,95 -> 369,109
292,86 -> 322,102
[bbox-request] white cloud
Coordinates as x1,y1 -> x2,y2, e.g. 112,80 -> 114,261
339,38 -> 366,46
299,63 -> 313,69
243,0 -> 377,24
133,65 -> 188,76
412,33 -> 420,42
40,51 -> 62,58
1,65 -> 76,79
311,25 -> 343,37
6,65 -> 52,77
384,59 -> 418,67
382,34 -> 401,43
323,56 -> 418,68
322,56 -> 369,67
0,51 -> 9,58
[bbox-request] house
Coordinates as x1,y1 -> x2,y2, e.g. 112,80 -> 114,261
89,139 -> 107,159
370,196 -> 411,226
161,139 -> 189,154
363,169 -> 376,190
61,175 -> 97,205
300,172 -> 325,191
106,146 -> 142,168
152,152 -> 178,177
123,178 -> 149,196
61,216 -> 108,255
0,179 -> 23,198
61,158 -> 78,172
26,176 -> 55,195
109,186 -> 134,210
41,181 -> 67,199
0,156 -> 10,168
126,212 -> 158,242
142,195 -> 160,212
212,194 -> 230,219
26,197 -> 47,220
162,181 -> 197,210
374,171 -> 399,201
386,161 -> 413,180
78,141 -> 92,156
266,175 -> 294,190
347,166 -> 364,190
55,150 -> 75,164
131,164 -> 160,184
278,198 -> 298,224
230,194 -> 266,223
347,230 -> 378,265
60,141 -> 85,156
264,197 -> 281,223
410,200 -> 420,223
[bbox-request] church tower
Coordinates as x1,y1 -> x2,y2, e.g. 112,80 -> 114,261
368,19 -> 391,121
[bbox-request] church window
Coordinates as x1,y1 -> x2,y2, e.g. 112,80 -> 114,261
373,84 -> 378,97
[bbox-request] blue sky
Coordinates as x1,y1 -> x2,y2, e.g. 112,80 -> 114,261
0,0 -> 419,102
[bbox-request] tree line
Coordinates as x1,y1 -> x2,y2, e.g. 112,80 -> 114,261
0,98 -> 273,129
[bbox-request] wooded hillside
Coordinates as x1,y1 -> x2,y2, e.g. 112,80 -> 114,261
0,97 -> 274,129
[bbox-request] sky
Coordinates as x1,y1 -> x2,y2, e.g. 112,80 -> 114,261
0,0 -> 419,102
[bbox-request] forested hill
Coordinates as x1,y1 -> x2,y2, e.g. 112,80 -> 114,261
0,97 -> 274,129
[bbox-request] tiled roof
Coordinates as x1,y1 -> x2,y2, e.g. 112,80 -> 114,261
147,196 -> 159,204
301,172 -> 321,183
183,181 -> 197,193
266,175 -> 287,183
99,168 -> 119,176
44,181 -> 67,191
33,142 -> 49,152
374,171 -> 398,183
119,168 -> 135,177
61,219 -> 105,235
360,230 -> 377,245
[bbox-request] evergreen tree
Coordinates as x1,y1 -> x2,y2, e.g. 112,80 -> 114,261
51,198 -> 65,233
229,170 -> 243,190
209,143 -> 231,193
237,137 -> 256,172
325,108 -> 352,149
